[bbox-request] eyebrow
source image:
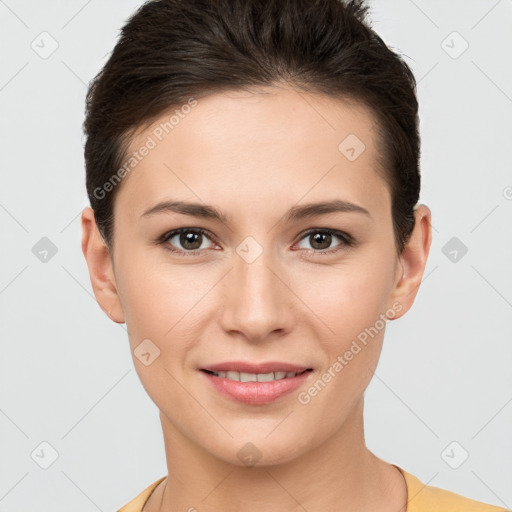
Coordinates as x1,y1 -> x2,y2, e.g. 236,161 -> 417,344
141,199 -> 372,223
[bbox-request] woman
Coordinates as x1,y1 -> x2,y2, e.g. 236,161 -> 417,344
80,0 -> 508,510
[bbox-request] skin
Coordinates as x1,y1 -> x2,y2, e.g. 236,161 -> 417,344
81,85 -> 432,512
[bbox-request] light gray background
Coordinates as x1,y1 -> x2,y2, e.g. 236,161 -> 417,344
0,1 -> 511,511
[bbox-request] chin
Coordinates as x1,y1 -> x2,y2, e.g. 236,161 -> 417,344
204,431 -> 313,469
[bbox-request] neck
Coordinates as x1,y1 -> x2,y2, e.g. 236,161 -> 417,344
147,398 -> 407,512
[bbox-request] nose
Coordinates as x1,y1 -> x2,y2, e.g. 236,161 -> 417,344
219,245 -> 296,343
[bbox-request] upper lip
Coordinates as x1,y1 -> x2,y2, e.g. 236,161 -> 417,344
201,361 -> 312,374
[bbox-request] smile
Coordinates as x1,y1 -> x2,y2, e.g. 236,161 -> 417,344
200,368 -> 313,405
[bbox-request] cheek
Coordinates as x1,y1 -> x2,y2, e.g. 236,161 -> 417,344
300,258 -> 393,335
114,253 -> 210,348
300,265 -> 391,406
113,257 -> 197,400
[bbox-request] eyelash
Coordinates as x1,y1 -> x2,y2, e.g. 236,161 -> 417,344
157,227 -> 356,256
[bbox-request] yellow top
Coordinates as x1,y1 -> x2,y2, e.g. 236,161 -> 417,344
116,465 -> 509,511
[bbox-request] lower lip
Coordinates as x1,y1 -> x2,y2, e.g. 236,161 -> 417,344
200,370 -> 311,405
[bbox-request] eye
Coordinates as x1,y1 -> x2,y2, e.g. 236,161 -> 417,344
157,227 -> 355,256
158,228 -> 217,254
294,229 -> 355,254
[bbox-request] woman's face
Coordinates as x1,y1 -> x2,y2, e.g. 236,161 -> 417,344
84,86 -> 430,466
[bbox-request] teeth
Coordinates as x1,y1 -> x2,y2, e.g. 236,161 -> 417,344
209,370 -> 304,382
256,372 -> 275,382
240,372 -> 258,382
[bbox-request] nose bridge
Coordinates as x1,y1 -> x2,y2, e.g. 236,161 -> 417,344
220,238 -> 292,340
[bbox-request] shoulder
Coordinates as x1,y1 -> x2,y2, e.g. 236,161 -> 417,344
116,476 -> 166,512
115,469 -> 509,512
395,466 -> 509,512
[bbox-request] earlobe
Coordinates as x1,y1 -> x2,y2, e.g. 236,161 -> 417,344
80,207 -> 125,324
387,204 -> 432,320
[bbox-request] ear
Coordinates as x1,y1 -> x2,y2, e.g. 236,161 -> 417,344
387,204 -> 432,320
81,207 -> 125,324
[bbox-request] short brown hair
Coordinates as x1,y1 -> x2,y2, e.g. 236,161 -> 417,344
83,0 -> 421,255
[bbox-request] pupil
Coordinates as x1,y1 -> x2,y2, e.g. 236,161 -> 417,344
181,231 -> 201,250
311,232 -> 331,250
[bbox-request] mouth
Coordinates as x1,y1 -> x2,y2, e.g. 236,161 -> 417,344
198,362 -> 314,405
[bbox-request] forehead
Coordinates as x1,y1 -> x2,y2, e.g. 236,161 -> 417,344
115,86 -> 390,221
